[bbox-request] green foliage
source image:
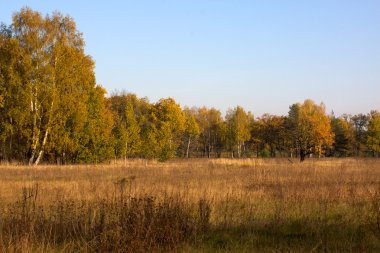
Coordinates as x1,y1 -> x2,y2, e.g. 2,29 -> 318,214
76,86 -> 114,163
225,106 -> 252,158
367,111 -> 380,156
331,116 -> 354,157
153,98 -> 186,161
259,144 -> 271,157
0,21 -> 31,161
194,107 -> 225,158
351,114 -> 370,156
182,108 -> 201,158
184,112 -> 200,138
252,114 -> 287,157
0,8 -> 114,164
109,93 -> 142,159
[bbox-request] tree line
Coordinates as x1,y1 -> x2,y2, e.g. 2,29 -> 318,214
1,8 -> 379,164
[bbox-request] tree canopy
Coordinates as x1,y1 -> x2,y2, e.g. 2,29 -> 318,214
1,8 -> 379,164
287,100 -> 334,161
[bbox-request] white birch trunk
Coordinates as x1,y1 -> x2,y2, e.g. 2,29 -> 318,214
186,136 -> 191,158
124,141 -> 128,166
34,127 -> 49,166
33,99 -> 54,166
29,90 -> 39,166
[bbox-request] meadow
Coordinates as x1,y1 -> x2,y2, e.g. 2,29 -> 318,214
0,158 -> 380,252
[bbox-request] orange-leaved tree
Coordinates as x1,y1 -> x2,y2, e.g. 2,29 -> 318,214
287,99 -> 334,161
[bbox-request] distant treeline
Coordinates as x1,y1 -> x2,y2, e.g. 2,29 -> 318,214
1,8 -> 379,164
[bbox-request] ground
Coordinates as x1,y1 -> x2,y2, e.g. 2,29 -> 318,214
0,158 -> 380,252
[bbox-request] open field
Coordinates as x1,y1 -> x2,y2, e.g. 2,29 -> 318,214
1,158 -> 380,252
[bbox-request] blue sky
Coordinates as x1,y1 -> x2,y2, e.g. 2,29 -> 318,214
1,1 -> 379,116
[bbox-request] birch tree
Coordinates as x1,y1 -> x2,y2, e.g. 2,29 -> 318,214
1,8 -> 111,164
195,107 -> 224,158
183,108 -> 200,158
0,23 -> 30,162
11,8 -> 88,165
225,106 -> 251,158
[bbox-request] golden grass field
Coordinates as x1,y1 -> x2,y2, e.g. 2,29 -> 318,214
1,158 -> 380,252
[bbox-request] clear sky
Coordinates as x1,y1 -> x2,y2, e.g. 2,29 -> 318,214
1,1 -> 379,116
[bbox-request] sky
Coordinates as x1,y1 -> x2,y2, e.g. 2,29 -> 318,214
1,1 -> 379,116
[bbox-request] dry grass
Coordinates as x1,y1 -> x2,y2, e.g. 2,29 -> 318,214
0,158 -> 380,252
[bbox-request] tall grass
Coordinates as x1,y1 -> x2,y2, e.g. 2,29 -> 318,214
0,158 -> 379,252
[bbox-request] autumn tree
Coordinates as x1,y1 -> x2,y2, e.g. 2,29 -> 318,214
43,16 -> 106,164
182,107 -> 200,158
331,116 -> 354,157
11,8 -> 60,165
0,23 -> 30,162
76,86 -> 114,163
109,93 -> 142,163
151,98 -> 185,161
225,106 -> 252,158
195,107 -> 225,158
351,114 -> 369,156
0,8 -> 114,164
252,114 -> 287,157
2,7 -> 378,163
287,99 -> 334,161
367,110 -> 380,157
9,8 -> 95,165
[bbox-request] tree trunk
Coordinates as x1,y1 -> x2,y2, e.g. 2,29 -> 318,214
271,145 -> 276,157
124,141 -> 128,166
208,131 -> 211,158
300,150 -> 306,162
34,127 -> 49,166
29,97 -> 39,166
29,55 -> 57,166
186,136 -> 191,158
32,99 -> 54,166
